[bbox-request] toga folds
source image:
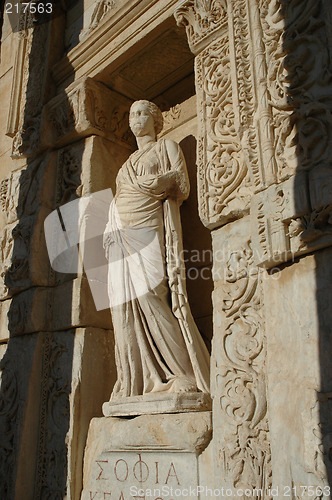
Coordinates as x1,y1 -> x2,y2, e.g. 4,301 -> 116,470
104,138 -> 210,398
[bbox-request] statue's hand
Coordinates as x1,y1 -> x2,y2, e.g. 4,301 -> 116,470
138,172 -> 176,196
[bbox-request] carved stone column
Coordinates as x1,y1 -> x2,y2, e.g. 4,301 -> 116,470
175,1 -> 272,494
176,0 -> 332,493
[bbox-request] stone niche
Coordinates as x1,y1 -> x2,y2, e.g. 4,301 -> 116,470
53,5 -> 215,499
66,7 -> 215,500
90,14 -> 214,347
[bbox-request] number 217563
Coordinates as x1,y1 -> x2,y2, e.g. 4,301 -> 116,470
5,3 -> 53,14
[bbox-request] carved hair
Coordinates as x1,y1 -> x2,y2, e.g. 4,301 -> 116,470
130,100 -> 164,136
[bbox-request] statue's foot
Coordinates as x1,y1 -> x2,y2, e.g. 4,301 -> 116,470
169,377 -> 197,393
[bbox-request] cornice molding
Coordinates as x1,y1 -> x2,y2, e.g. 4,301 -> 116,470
53,0 -> 179,87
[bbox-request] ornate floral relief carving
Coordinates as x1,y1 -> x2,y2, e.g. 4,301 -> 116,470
196,36 -> 251,228
287,204 -> 332,258
56,150 -> 81,207
0,355 -> 20,499
258,0 -> 297,182
162,104 -> 182,130
34,332 -> 72,499
248,0 -> 332,266
0,216 -> 36,299
48,92 -> 77,141
0,179 -> 9,213
10,15 -> 50,158
227,0 -> 262,190
158,96 -> 197,136
251,168 -> 332,267
213,240 -> 272,492
7,30 -> 32,138
175,0 -> 228,53
0,161 -> 48,225
260,0 -> 332,181
85,88 -> 108,131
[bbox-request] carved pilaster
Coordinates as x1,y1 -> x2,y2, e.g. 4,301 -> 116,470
7,6 -> 51,159
0,157 -> 56,299
212,218 -> 272,494
34,331 -> 73,499
176,0 -> 256,229
251,0 -> 332,267
195,33 -> 251,228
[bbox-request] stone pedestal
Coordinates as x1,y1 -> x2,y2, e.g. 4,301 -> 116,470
81,412 -> 212,500
102,392 -> 211,417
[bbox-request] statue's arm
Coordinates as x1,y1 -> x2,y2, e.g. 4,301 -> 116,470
164,139 -> 190,201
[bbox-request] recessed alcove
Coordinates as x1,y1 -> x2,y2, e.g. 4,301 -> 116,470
89,16 -> 213,349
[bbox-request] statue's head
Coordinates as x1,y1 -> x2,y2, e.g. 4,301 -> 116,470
129,100 -> 163,137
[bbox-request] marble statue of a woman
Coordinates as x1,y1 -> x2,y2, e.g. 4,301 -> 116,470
103,100 -> 210,413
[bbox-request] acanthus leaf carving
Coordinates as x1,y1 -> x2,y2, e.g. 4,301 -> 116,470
175,0 -> 228,53
260,0 -> 332,180
43,79 -> 133,150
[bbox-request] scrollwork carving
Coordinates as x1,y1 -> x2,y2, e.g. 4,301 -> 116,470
56,150 -> 81,207
260,0 -> 332,181
162,104 -> 182,130
214,239 -> 271,492
0,356 -> 19,499
287,204 -> 332,256
196,35 -> 251,227
10,18 -> 49,158
34,332 -> 73,499
0,215 -> 37,299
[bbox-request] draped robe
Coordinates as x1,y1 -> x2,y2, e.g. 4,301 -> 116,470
104,138 -> 210,398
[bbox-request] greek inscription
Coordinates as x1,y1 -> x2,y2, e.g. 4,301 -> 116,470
133,454 -> 149,483
114,459 -> 129,482
96,460 -> 109,481
155,462 -> 159,484
165,463 -> 180,485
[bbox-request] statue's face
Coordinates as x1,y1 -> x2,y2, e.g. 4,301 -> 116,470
129,102 -> 155,138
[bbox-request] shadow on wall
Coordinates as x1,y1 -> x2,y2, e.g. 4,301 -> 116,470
180,135 -> 213,352
280,0 -> 332,487
0,3 -> 84,499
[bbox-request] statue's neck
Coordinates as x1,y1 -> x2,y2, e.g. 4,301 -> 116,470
136,135 -> 156,151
